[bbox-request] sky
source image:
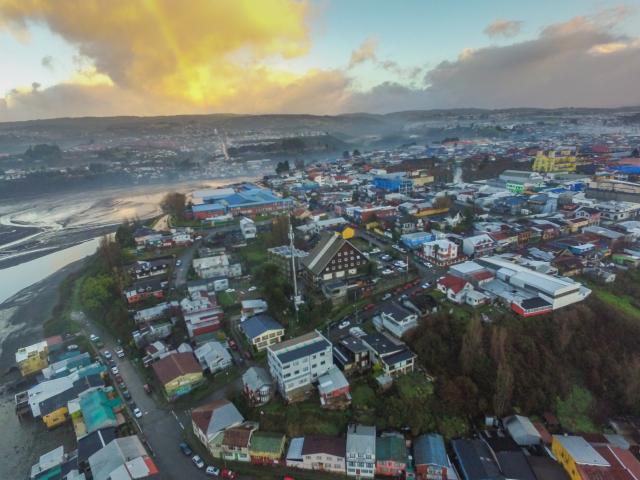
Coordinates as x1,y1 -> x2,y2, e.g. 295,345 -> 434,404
1,0 -> 640,121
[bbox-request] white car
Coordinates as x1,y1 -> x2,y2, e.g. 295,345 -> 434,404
133,407 -> 143,418
225,288 -> 236,293
247,286 -> 257,292
421,282 -> 431,289
89,334 -> 98,342
115,347 -> 125,358
111,366 -> 119,375
192,455 -> 205,469
381,269 -> 394,276
338,320 -> 350,329
382,293 -> 392,301
176,259 -> 182,267
206,466 -> 221,476
103,350 -> 112,360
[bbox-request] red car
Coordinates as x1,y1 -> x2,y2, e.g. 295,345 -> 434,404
413,278 -> 421,286
221,469 -> 237,479
395,287 -> 403,294
363,303 -> 375,311
115,374 -> 123,383
228,340 -> 238,351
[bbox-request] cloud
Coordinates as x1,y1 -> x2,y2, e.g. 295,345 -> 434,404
41,55 -> 54,70
349,37 -> 378,67
484,19 -> 523,38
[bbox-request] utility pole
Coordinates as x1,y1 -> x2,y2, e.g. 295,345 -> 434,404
289,215 -> 300,325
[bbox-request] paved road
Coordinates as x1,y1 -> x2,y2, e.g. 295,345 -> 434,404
80,313 -> 231,480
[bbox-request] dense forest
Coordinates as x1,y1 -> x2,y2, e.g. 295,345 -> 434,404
404,281 -> 640,433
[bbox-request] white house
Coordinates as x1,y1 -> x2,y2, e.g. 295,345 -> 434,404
239,217 -> 257,240
346,425 -> 376,478
194,341 -> 232,373
422,239 -> 459,264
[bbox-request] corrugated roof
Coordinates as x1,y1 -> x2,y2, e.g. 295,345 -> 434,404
152,352 -> 202,385
376,435 -> 407,463
242,314 -> 283,340
414,434 -> 448,468
249,432 -> 285,455
301,435 -> 346,458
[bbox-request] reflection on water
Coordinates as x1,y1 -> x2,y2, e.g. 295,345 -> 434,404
0,238 -> 101,304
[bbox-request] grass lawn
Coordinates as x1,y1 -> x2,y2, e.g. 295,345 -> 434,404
260,396 -> 350,437
238,241 -> 269,267
172,367 -> 242,409
169,215 -> 202,228
593,289 -> 640,320
217,291 -> 239,308
43,270 -> 85,337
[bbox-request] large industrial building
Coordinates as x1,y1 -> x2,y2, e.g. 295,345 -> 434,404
191,184 -> 293,219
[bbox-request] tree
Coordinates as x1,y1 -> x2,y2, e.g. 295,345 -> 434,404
275,160 -> 290,174
493,359 -> 514,416
115,220 -> 136,248
459,316 -> 483,375
160,192 -> 186,220
80,274 -> 115,317
433,195 -> 452,210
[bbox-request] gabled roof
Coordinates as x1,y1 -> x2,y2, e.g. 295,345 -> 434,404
376,435 -> 407,464
152,352 -> 202,385
191,399 -> 244,439
301,435 -> 346,458
249,431 -> 286,455
242,314 -> 283,340
438,275 -> 470,294
302,232 -> 363,276
414,434 -> 449,468
223,423 -> 256,448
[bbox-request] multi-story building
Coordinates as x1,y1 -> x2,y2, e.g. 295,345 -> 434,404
242,366 -> 273,406
267,245 -> 309,276
180,289 -> 224,344
301,232 -> 368,285
361,333 -> 415,377
373,304 -> 418,339
239,217 -> 257,240
532,148 -> 577,173
422,239 -> 459,265
241,314 -> 285,352
346,424 -> 376,478
267,330 -> 333,402
15,340 -> 49,377
286,435 -> 347,474
462,234 -> 496,257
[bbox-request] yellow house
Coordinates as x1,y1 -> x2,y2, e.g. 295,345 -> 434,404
15,340 -> 49,377
152,352 -> 204,401
533,149 -> 577,173
42,405 -> 69,429
551,435 -> 610,480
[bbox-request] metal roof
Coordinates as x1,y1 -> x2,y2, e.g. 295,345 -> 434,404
552,435 -> 610,466
241,314 -> 283,340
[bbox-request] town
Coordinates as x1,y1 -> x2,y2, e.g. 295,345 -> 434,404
10,128 -> 640,480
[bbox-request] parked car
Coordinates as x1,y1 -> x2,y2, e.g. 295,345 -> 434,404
228,339 -> 238,350
115,374 -> 123,383
115,347 -> 125,358
179,443 -> 192,456
221,469 -> 237,480
89,334 -> 99,342
103,350 -> 112,360
176,259 -> 182,267
381,269 -> 394,276
364,303 -> 375,311
111,366 -> 119,375
122,390 -> 131,401
143,383 -> 152,394
243,350 -> 252,361
338,320 -> 350,329
133,407 -> 143,418
192,455 -> 205,469
382,293 -> 392,301
421,282 -> 431,289
206,466 -> 221,477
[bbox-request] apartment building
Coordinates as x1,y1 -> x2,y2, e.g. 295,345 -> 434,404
267,330 -> 333,402
346,424 -> 376,478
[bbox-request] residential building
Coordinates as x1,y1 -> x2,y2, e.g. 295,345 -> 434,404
239,217 -> 257,240
16,340 -> 49,377
220,423 -> 258,462
30,446 -> 82,480
414,433 -> 458,480
192,254 -> 242,279
437,275 -> 473,304
267,245 -> 309,276
242,366 -> 273,406
286,435 -> 347,474
71,388 -> 123,438
533,148 -> 577,173
267,330 -> 333,402
180,288 -> 223,344
551,435 -> 610,480
462,234 -> 496,257
375,433 -> 409,477
241,314 -> 285,351
301,232 -> 368,285
88,435 -> 158,480
422,239 -> 459,265
361,332 -> 416,377
240,299 -> 268,317
191,399 -> 244,455
503,415 -> 542,447
373,303 -> 418,338
451,438 -> 503,480
317,366 -> 351,408
127,258 -> 172,280
194,341 -> 232,373
333,336 -> 371,375
249,432 -> 286,466
124,277 -> 166,304
346,424 -> 376,478
152,352 -> 203,401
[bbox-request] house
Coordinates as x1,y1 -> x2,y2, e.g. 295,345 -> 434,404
242,366 -> 273,406
286,435 -> 347,474
462,234 -> 496,257
551,435 -> 610,480
346,424 -> 376,478
503,415 -> 542,447
88,436 -> 158,480
37,373 -> 105,428
239,217 -> 257,240
437,275 -> 473,304
73,388 -> 123,437
192,399 -> 245,457
127,258 -> 172,280
16,340 -> 49,376
361,332 -> 416,377
375,433 -> 409,477
267,245 -> 309,276
241,299 -> 268,317
152,352 -> 203,401
241,314 -> 285,351
249,431 -> 286,466
332,336 -> 371,375
414,433 -> 458,480
194,341 -> 232,373
373,303 -> 418,338
192,254 -> 242,279
301,231 -> 368,285
180,288 -> 223,344
451,438 -> 503,480
317,366 -> 351,408
124,277 -> 166,304
30,446 -> 83,480
422,239 -> 459,265
267,330 -> 333,402
219,423 -> 258,462
526,456 -> 570,480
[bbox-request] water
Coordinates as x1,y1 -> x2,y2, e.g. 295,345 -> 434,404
0,238 -> 101,304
